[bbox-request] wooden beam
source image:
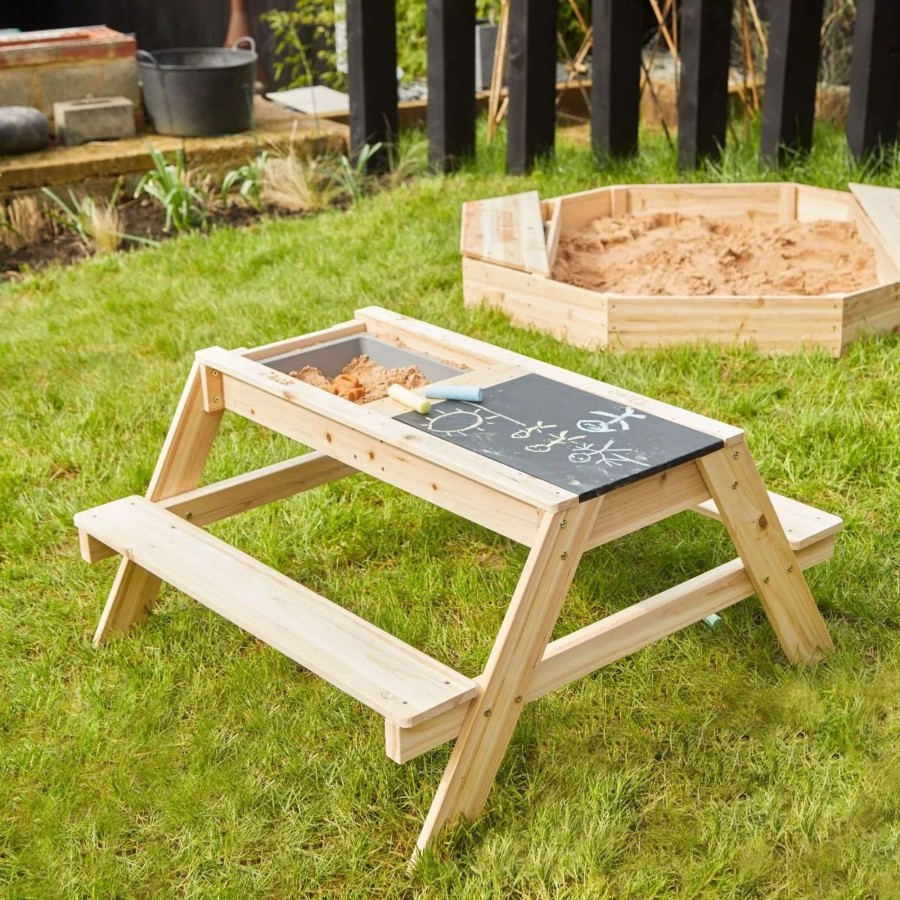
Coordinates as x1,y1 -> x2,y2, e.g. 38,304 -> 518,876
386,534 -> 837,763
346,0 -> 398,172
506,0 -> 558,174
78,497 -> 477,729
80,452 -> 358,563
760,0 -> 825,165
427,0 -> 476,173
847,0 -> 900,161
93,362 -> 223,646
591,0 -> 643,160
678,0 -> 734,169
696,444 -> 833,664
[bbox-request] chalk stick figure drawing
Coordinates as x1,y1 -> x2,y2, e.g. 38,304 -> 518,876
568,439 -> 650,467
577,407 -> 646,433
525,430 -> 585,453
420,400 -> 649,470
511,421 -> 556,439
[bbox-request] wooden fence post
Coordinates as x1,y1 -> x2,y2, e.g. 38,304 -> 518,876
427,0 -> 476,172
591,0 -> 643,161
507,0 -> 557,175
347,0 -> 398,172
847,0 -> 900,161
760,0 -> 825,166
678,0 -> 734,169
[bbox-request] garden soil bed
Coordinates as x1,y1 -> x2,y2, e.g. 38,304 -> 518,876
552,213 -> 877,296
1,201 -> 282,282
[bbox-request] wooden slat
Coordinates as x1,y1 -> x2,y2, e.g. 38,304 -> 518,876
414,500 -> 602,853
242,320 -> 367,362
386,534 -> 836,763
197,345 -> 576,516
695,490 -> 843,551
76,496 -> 477,729
94,362 -> 224,646
462,257 -> 610,346
696,445 -> 833,664
587,461 -> 711,549
619,183 -> 784,220
81,452 -> 358,563
218,371 -> 547,544
849,183 -> 900,271
356,305 -> 745,446
460,191 -> 551,275
841,281 -> 900,347
607,294 -> 844,356
795,185 -> 853,223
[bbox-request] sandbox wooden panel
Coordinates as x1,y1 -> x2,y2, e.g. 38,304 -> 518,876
461,182 -> 900,356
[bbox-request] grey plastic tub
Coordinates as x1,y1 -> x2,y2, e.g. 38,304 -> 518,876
261,335 -> 463,382
137,38 -> 256,136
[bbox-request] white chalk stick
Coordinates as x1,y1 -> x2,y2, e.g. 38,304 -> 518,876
388,384 -> 431,414
424,384 -> 484,402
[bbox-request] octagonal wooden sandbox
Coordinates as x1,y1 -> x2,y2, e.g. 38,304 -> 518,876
461,183 -> 900,356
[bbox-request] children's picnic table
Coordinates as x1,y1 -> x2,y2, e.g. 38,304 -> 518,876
75,307 -> 838,857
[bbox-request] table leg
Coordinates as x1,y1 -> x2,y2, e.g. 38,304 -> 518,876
93,362 -> 224,646
696,442 -> 833,664
414,498 -> 602,857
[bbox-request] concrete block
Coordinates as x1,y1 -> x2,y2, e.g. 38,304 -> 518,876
40,59 -> 140,125
54,96 -> 136,146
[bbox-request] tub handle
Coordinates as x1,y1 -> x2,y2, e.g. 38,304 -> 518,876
230,36 -> 256,55
136,49 -> 159,66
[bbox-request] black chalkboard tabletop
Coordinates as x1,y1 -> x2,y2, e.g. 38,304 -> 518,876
396,373 -> 724,501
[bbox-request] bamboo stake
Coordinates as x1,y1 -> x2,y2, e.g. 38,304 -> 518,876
486,0 -> 510,144
649,0 -> 678,58
746,0 -> 768,57
740,0 -> 760,114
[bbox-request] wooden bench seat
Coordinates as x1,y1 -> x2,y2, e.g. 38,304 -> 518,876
695,491 -> 843,550
75,496 -> 477,729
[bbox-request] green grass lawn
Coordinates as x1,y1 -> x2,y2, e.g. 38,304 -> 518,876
1,125 -> 898,898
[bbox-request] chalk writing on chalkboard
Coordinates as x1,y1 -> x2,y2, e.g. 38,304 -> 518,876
420,403 -> 651,468
395,373 -> 723,500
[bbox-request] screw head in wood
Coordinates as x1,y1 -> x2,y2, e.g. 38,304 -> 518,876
764,576 -> 770,583
484,708 -> 492,717
733,451 -> 740,459
213,396 -> 220,404
560,551 -> 569,560
560,519 -> 567,528
758,515 -> 768,528
732,481 -> 739,489
786,565 -> 793,573
514,694 -> 523,704
211,370 -> 219,377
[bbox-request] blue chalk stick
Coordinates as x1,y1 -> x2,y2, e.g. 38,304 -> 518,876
424,384 -> 484,402
703,613 -> 723,630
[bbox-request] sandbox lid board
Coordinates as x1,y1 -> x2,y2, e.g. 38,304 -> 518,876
849,183 -> 900,271
460,190 -> 551,276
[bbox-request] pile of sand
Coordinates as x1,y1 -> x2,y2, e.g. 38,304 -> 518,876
290,355 -> 426,403
552,213 -> 877,296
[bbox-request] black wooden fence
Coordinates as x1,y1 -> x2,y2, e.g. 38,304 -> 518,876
347,0 -> 900,174
4,0 -> 898,172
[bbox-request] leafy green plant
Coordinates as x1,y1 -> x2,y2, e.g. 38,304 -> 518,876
222,152 -> 269,210
41,184 -> 155,253
261,2 -> 342,90
326,142 -> 383,204
386,134 -> 429,188
134,145 -> 210,233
